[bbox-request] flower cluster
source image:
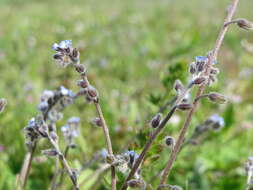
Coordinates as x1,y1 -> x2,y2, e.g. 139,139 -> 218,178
52,40 -> 79,67
61,117 -> 80,147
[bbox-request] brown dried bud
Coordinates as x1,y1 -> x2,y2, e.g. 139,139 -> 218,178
42,149 -> 58,157
151,113 -> 162,128
87,85 -> 98,98
75,64 -> 86,74
208,92 -> 227,104
174,80 -> 184,92
177,103 -> 193,111
77,79 -> 89,88
236,18 -> 253,30
192,77 -> 206,85
0,98 -> 7,113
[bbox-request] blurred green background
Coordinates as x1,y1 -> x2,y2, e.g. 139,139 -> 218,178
0,0 -> 253,189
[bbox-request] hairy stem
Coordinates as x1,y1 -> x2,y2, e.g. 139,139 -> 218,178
94,102 -> 116,190
47,136 -> 79,190
158,0 -> 240,187
19,143 -> 37,189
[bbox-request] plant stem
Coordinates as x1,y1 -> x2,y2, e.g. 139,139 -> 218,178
19,143 -> 37,189
94,102 -> 116,190
47,136 -> 80,190
120,106 -> 177,190
158,0 -> 240,187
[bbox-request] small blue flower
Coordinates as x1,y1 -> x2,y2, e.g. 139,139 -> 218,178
209,114 -> 225,127
68,117 -> 80,124
101,149 -> 108,159
52,40 -> 72,50
59,86 -> 74,97
195,56 -> 208,63
28,118 -> 36,128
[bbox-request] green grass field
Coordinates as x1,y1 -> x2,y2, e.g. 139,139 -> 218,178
0,0 -> 253,189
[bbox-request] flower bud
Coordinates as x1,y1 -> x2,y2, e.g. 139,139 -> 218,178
174,80 -> 184,93
210,67 -> 220,75
236,18 -> 253,30
150,113 -> 162,128
192,77 -> 206,85
189,62 -> 196,74
208,92 -> 227,104
0,98 -> 7,113
42,149 -> 58,157
164,136 -> 175,147
177,103 -> 193,111
77,79 -> 89,88
75,64 -> 86,74
91,117 -> 103,127
127,179 -> 144,188
87,85 -> 98,99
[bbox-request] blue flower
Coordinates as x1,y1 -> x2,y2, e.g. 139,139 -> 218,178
52,40 -> 72,50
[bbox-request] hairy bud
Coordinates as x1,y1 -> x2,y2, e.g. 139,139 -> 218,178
74,64 -> 86,74
151,113 -> 162,128
177,103 -> 193,111
236,18 -> 253,30
208,92 -> 227,104
91,117 -> 103,127
192,77 -> 206,85
164,136 -> 175,148
42,149 -> 58,157
77,79 -> 89,88
174,80 -> 184,93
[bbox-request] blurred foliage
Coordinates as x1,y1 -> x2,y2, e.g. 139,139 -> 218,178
0,0 -> 253,189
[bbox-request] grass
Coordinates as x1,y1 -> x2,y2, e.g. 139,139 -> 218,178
0,0 -> 253,189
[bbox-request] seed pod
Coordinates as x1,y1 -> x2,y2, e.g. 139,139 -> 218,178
177,103 -> 193,111
189,62 -> 196,74
151,113 -> 162,128
192,77 -> 206,85
208,92 -> 227,104
42,149 -> 58,157
0,98 -> 7,113
77,79 -> 89,88
75,64 -> 86,74
164,136 -> 175,148
174,80 -> 184,93
236,18 -> 253,30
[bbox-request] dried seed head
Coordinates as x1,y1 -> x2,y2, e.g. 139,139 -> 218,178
0,98 -> 7,113
42,149 -> 58,157
177,103 -> 193,111
77,79 -> 89,88
208,92 -> 227,104
174,80 -> 184,93
236,18 -> 253,30
192,77 -> 206,85
164,136 -> 175,147
151,113 -> 162,128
